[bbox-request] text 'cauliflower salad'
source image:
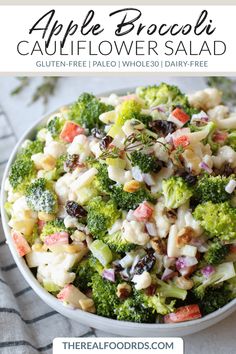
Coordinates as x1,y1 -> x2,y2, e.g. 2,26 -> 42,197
4,83 -> 236,324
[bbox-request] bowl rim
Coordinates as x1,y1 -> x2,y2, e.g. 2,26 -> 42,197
1,88 -> 236,332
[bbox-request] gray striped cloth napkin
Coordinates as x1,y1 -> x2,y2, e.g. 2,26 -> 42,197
0,107 -> 101,354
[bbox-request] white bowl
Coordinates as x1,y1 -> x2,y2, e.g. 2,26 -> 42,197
1,90 -> 236,337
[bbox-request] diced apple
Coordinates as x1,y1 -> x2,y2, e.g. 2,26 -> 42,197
44,232 -> 69,246
60,121 -> 84,143
133,202 -> 154,222
57,284 -> 95,312
12,230 -> 31,257
164,304 -> 202,323
169,108 -> 190,128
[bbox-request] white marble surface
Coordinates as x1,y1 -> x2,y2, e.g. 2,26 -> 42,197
0,76 -> 235,354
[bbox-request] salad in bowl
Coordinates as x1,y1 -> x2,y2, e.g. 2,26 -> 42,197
3,83 -> 236,325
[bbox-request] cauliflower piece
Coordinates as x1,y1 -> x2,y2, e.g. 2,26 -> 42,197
153,198 -> 171,238
67,135 -> 91,162
151,166 -> 174,194
132,271 -> 152,290
5,178 -> 22,203
108,166 -> 132,184
188,88 -> 222,111
182,142 -> 212,175
153,137 -> 170,163
8,196 -> 38,237
212,146 -> 236,169
55,173 -> 76,204
44,141 -> 67,159
208,105 -> 236,130
208,105 -> 229,122
122,220 -> 149,246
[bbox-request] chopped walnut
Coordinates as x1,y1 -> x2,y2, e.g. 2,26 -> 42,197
150,237 -> 167,255
116,283 -> 132,299
175,276 -> 194,290
177,226 -> 196,247
79,298 -> 96,313
165,208 -> 177,224
123,180 -> 141,193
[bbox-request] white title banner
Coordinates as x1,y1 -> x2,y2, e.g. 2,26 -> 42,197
0,5 -> 235,72
53,338 -> 184,354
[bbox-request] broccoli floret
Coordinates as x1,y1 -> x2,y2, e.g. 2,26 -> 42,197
55,154 -> 66,176
116,99 -> 142,126
115,297 -> 155,323
47,116 -> 65,138
92,161 -> 115,194
227,131 -> 236,151
192,262 -> 235,299
206,124 -> 221,153
155,278 -> 187,301
87,197 -> 121,239
134,287 -> 176,316
162,176 -> 193,209
68,93 -> 114,132
198,285 -> 233,315
73,257 -> 95,292
193,202 -> 236,241
130,151 -> 162,173
190,121 -> 220,153
26,178 -> 58,214
187,285 -> 233,316
9,139 -> 45,192
194,175 -> 232,203
9,157 -> 36,192
20,139 -> 45,158
91,273 -> 119,318
102,232 -> 136,253
40,218 -> 68,239
110,185 -> 156,211
136,83 -> 188,109
204,241 -> 229,265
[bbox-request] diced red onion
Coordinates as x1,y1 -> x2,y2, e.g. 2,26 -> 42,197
225,180 -> 236,194
213,131 -> 228,143
132,166 -> 143,182
130,255 -> 141,274
176,256 -> 198,271
201,265 -> 215,278
102,269 -> 115,282
143,173 -> 156,186
191,111 -> 209,122
161,268 -> 175,281
199,161 -> 213,174
179,266 -> 194,277
151,105 -> 165,113
145,222 -> 157,236
165,133 -> 173,145
120,268 -> 130,280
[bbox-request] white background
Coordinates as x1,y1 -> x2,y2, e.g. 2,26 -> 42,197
0,5 -> 235,72
0,76 -> 236,354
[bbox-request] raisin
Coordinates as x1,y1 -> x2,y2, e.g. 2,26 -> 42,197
64,154 -> 80,172
133,249 -> 156,275
66,201 -> 87,218
149,120 -> 176,136
91,128 -> 104,139
145,284 -> 157,296
179,171 -> 197,186
99,135 -> 113,151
